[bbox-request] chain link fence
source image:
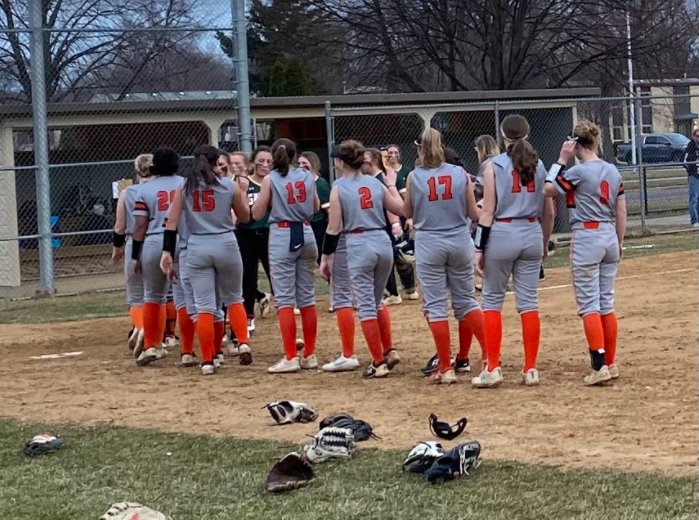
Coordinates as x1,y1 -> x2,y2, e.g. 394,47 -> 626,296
329,95 -> 699,237
1,1 -> 697,298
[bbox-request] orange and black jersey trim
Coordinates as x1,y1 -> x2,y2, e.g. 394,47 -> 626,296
134,201 -> 149,213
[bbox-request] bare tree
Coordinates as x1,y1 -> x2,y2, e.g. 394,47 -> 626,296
0,0 -> 217,103
308,0 -> 697,93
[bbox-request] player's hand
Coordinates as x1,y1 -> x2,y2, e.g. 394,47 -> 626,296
558,140 -> 576,164
160,252 -> 173,277
391,222 -> 403,240
405,218 -> 413,232
112,246 -> 124,267
474,251 -> 484,278
542,240 -> 549,260
385,167 -> 398,186
237,175 -> 250,191
132,260 -> 142,276
320,254 -> 333,281
618,241 -> 624,261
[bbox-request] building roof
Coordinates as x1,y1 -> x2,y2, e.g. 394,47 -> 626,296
0,87 -> 600,118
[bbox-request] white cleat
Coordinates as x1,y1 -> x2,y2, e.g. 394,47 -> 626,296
300,355 -> 318,370
405,290 -> 420,301
132,330 -> 145,359
221,334 -> 228,348
608,364 -> 619,379
181,354 -> 199,367
362,362 -> 390,379
247,318 -> 256,336
154,347 -> 168,360
268,356 -> 301,374
201,363 -> 216,376
382,294 -> 403,306
472,367 -> 504,388
293,307 -> 301,316
429,369 -> 457,385
238,343 -> 253,366
136,347 -> 158,366
518,368 -> 540,387
213,357 -> 221,369
215,353 -> 225,365
322,355 -> 360,372
259,293 -> 273,318
227,343 -> 240,356
163,336 -> 179,349
128,328 -> 140,351
584,366 -> 612,386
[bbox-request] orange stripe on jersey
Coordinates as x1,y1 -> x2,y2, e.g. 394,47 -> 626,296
556,175 -> 574,193
566,191 -> 576,208
618,183 -> 625,195
134,202 -> 148,211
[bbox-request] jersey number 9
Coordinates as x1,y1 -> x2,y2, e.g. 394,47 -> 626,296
193,189 -> 216,212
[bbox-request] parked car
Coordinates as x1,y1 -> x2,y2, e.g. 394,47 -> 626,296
615,133 -> 689,164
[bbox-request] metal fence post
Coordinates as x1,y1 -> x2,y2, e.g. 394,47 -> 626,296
634,97 -> 646,234
494,101 -> 500,138
325,101 -> 335,183
232,0 -> 252,153
29,0 -> 55,295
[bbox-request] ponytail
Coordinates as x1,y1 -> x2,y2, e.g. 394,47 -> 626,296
508,139 -> 538,187
185,145 -> 220,194
501,114 -> 537,187
271,138 -> 296,177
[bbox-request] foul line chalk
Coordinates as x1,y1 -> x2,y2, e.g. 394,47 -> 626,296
538,267 -> 695,293
30,351 -> 84,360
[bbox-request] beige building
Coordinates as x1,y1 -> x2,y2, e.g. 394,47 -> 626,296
609,79 -> 699,143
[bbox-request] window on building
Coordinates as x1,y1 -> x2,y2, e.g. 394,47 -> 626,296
674,85 -> 690,117
639,86 -> 653,134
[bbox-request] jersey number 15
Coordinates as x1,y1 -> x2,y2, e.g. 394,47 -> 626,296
192,190 -> 216,212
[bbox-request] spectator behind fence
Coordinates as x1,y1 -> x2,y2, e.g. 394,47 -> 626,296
684,129 -> 699,227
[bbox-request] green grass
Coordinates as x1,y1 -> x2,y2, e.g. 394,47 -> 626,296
0,418 -> 694,520
0,233 -> 695,325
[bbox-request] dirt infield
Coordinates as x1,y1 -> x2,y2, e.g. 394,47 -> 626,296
0,251 -> 696,476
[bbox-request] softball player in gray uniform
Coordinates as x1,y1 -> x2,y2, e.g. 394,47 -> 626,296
472,115 -> 554,388
320,228 -> 359,372
132,148 -> 183,366
320,140 -> 404,379
160,145 -> 251,376
403,128 -> 485,384
112,155 -> 153,352
251,139 -> 320,374
169,209 -> 200,367
544,122 -> 627,386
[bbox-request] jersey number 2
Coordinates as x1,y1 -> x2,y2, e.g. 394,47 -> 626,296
511,171 -> 535,193
192,190 -> 215,212
427,176 -> 453,201
358,187 -> 373,209
600,181 -> 610,204
157,190 -> 175,211
286,182 -> 307,204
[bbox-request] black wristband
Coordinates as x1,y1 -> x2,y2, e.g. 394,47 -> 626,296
322,233 -> 340,255
163,229 -> 177,256
113,232 -> 126,248
474,224 -> 491,251
131,239 -> 144,260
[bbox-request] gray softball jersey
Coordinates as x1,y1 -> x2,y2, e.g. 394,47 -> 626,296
491,153 -> 546,220
269,168 -> 316,223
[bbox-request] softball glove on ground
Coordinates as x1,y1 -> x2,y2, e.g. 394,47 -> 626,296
99,502 -> 171,520
327,417 -> 377,442
266,401 -> 318,425
303,427 -> 356,463
403,441 -> 445,474
319,411 -> 354,429
265,452 -> 315,493
23,434 -> 63,457
426,441 -> 482,485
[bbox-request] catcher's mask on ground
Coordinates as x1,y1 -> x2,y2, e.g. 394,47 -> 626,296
429,414 -> 467,441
